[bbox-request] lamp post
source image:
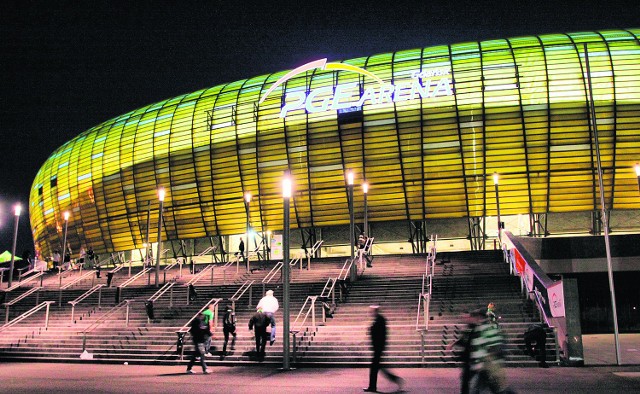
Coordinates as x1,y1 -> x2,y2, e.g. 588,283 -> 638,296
282,170 -> 292,370
62,211 -> 70,269
635,163 -> 640,192
8,204 -> 21,288
347,169 -> 355,261
362,182 -> 369,237
155,187 -> 165,287
244,192 -> 252,272
493,173 -> 502,244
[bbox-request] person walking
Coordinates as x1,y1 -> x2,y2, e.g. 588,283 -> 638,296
186,312 -> 210,374
524,323 -> 548,368
202,302 -> 215,356
248,307 -> 271,361
256,289 -> 279,345
221,304 -> 237,359
238,239 -> 245,261
363,305 -> 403,393
486,302 -> 498,326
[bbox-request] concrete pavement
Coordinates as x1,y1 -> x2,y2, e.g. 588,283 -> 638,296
1,362 -> 639,393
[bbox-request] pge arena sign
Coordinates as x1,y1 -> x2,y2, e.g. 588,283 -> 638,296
259,58 -> 453,118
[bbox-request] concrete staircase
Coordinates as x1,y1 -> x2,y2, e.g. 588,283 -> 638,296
0,251 -> 556,367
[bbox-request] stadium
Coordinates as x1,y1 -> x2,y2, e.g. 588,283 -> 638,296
29,28 -> 640,259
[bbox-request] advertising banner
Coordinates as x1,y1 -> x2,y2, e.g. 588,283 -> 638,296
271,234 -> 283,260
513,248 -> 526,274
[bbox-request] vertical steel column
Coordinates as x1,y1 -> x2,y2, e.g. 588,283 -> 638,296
585,44 -> 621,364
8,204 -> 21,288
493,173 -> 501,244
155,188 -> 165,287
282,170 -> 291,370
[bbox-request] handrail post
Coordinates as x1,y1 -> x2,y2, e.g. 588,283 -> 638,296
71,303 -> 75,323
169,285 -> 174,308
36,288 -> 40,305
5,306 -> 9,324
58,272 -> 63,308
125,300 -> 131,327
44,302 -> 52,330
210,265 -> 214,285
292,332 -> 297,363
248,284 -> 253,307
129,259 -> 132,277
553,327 -> 560,364
98,286 -> 103,309
425,293 -> 431,330
310,296 -> 317,327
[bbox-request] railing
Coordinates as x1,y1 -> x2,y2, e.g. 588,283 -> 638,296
118,267 -> 152,289
175,297 -> 222,360
289,254 -> 302,271
262,261 -> 283,294
198,246 -> 217,265
81,299 -> 134,351
532,288 -> 561,364
320,277 -> 337,307
3,287 -> 42,324
230,280 -> 255,313
61,269 -> 96,290
292,295 -> 322,332
337,258 -> 355,301
304,239 -> 324,271
146,282 -> 176,323
6,269 -> 45,292
163,257 -> 185,282
0,301 -> 55,332
185,263 -> 215,289
68,284 -> 105,322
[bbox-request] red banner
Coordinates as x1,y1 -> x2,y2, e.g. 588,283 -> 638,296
513,248 -> 526,274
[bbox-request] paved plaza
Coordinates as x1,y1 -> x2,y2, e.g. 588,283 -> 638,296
1,362 -> 639,393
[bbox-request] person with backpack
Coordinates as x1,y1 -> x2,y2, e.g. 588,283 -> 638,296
186,312 -> 210,374
221,304 -> 237,359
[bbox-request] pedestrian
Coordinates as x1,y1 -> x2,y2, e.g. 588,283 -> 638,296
447,309 -> 484,394
467,308 -> 514,393
78,247 -> 86,268
248,307 -> 271,361
221,304 -> 237,359
524,323 -> 548,368
52,250 -> 61,270
363,305 -> 403,393
238,239 -> 245,261
186,312 -> 210,374
486,302 -> 498,326
202,302 -> 216,356
256,289 -> 279,345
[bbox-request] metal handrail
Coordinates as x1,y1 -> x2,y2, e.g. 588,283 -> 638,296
81,299 -> 134,351
320,278 -> 337,301
0,301 -> 55,332
148,282 -> 175,303
61,269 -> 96,290
304,239 -> 324,271
415,292 -> 431,331
186,263 -> 214,286
532,289 -> 561,364
292,296 -> 319,332
4,287 -> 42,324
176,297 -> 222,360
118,267 -> 153,288
263,261 -> 283,283
338,258 -> 354,281
163,257 -> 184,281
6,269 -> 45,292
68,284 -> 105,322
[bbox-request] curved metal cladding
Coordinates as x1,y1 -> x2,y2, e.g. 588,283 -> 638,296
30,29 -> 640,256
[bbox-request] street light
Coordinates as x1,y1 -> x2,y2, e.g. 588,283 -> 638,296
8,204 -> 21,288
362,182 -> 369,237
244,192 -> 252,272
493,173 -> 502,244
155,187 -> 165,287
635,163 -> 640,192
282,170 -> 292,370
347,169 -> 355,261
62,211 -> 70,269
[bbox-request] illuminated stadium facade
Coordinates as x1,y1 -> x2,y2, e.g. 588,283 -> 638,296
30,29 -> 640,258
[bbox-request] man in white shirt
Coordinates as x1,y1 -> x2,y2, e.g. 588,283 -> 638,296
256,289 -> 279,345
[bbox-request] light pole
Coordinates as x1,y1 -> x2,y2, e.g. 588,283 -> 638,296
635,163 -> 640,192
155,187 -> 165,287
347,169 -> 355,261
493,173 -> 502,244
62,211 -> 70,269
362,182 -> 369,237
282,170 -> 292,370
8,204 -> 21,288
244,192 -> 251,272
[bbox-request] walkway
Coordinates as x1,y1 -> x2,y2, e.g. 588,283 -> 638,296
1,362 -> 639,393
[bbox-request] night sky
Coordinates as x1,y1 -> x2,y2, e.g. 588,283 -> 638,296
1,0 -> 638,255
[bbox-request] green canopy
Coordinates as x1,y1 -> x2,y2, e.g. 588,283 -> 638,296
0,251 -> 22,263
